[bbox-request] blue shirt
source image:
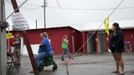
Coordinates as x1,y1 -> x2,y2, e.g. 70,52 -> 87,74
38,38 -> 53,55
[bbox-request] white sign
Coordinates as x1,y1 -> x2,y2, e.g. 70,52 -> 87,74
12,12 -> 29,31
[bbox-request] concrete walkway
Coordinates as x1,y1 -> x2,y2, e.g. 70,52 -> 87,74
7,53 -> 134,75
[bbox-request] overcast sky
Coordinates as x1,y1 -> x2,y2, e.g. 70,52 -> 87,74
5,0 -> 134,30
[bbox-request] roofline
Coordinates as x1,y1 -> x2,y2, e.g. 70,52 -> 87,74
9,26 -> 80,32
80,27 -> 134,32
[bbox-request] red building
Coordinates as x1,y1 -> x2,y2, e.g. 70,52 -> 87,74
123,28 -> 134,52
10,26 -> 83,55
9,26 -> 134,55
82,28 -> 134,53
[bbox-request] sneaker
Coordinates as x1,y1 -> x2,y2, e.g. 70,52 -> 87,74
53,64 -> 58,72
67,60 -> 72,64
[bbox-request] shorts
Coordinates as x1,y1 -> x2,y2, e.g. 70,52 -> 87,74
110,47 -> 124,53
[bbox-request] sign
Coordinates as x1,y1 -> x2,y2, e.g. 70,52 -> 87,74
12,12 -> 29,31
6,33 -> 14,39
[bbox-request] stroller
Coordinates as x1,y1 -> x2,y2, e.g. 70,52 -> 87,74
7,52 -> 14,70
7,52 -> 20,72
37,55 -> 58,72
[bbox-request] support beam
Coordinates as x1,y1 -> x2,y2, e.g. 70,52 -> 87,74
0,0 -> 7,75
10,0 -> 20,12
22,31 -> 39,75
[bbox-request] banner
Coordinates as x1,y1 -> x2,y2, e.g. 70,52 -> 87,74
104,17 -> 109,35
12,12 -> 29,31
6,33 -> 14,39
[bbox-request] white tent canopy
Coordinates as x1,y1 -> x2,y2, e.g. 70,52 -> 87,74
5,0 -> 134,30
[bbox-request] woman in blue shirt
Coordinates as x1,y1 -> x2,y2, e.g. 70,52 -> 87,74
35,32 -> 57,71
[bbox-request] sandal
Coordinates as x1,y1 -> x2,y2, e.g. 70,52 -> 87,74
119,72 -> 125,75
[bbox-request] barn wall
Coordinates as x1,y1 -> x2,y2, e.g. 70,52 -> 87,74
123,29 -> 134,52
10,27 -> 82,55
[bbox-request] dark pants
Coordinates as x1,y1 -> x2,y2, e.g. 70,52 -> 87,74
61,48 -> 71,60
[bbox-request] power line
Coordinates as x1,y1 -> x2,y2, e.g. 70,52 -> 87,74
55,0 -> 62,8
1,0 -> 28,25
5,0 -> 134,10
47,6 -> 134,11
5,0 -> 42,9
73,0 -> 126,54
108,0 -> 126,17
16,0 -> 41,6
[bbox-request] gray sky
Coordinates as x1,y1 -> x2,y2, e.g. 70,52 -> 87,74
5,0 -> 134,30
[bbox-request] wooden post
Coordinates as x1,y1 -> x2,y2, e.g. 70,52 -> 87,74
22,31 -> 39,75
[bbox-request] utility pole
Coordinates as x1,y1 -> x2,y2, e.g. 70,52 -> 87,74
36,20 -> 37,29
44,0 -> 46,28
0,0 -> 8,75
